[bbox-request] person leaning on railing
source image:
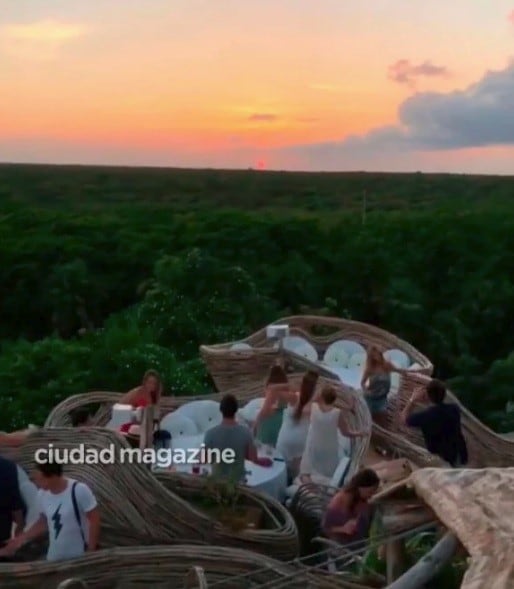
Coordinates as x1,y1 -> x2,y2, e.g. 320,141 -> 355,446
400,378 -> 468,467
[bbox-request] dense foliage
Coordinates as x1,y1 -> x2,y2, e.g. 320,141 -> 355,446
1,163 -> 513,432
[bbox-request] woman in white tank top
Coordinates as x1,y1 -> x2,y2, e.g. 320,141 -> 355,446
299,385 -> 367,482
276,371 -> 318,478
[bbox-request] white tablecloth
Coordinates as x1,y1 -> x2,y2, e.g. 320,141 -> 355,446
155,434 -> 287,502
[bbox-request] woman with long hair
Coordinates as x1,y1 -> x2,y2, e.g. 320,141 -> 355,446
118,369 -> 163,434
361,346 -> 405,427
120,369 -> 163,407
276,370 -> 319,478
299,385 -> 368,482
253,364 -> 290,447
322,468 -> 380,545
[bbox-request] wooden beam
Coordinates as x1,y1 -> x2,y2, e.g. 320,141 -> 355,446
386,532 -> 459,589
139,405 -> 155,451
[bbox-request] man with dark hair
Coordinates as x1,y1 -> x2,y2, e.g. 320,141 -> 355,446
204,394 -> 267,482
401,379 -> 468,467
0,456 -> 24,560
0,460 -> 100,561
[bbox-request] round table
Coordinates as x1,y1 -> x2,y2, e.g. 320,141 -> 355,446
155,434 -> 288,502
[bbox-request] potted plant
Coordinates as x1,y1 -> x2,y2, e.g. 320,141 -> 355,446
204,476 -> 263,531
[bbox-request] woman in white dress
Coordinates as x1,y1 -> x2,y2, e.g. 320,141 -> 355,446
299,385 -> 368,483
276,370 -> 319,479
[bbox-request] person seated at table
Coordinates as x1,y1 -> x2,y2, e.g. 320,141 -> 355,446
276,370 -> 319,480
400,379 -> 468,467
118,369 -> 163,433
299,386 -> 368,483
204,394 -> 269,483
253,364 -> 290,447
323,468 -> 380,545
361,346 -> 405,427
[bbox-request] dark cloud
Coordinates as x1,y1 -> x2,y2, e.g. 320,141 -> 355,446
247,113 -> 278,122
283,62 -> 514,157
388,59 -> 450,86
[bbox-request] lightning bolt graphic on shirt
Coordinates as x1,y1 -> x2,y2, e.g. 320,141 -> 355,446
51,503 -> 63,538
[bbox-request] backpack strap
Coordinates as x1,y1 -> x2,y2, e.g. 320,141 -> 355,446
71,481 -> 88,550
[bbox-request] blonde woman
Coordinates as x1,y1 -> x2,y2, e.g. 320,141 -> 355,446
118,369 -> 163,433
120,369 -> 163,407
360,346 -> 405,426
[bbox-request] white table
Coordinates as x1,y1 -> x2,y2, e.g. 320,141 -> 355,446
155,434 -> 288,502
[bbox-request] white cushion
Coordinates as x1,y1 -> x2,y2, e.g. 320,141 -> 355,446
238,398 -> 264,423
230,342 -> 252,351
160,412 -> 199,437
323,366 -> 363,390
281,336 -> 318,361
409,362 -> 422,370
109,403 -> 136,428
335,339 -> 366,357
330,456 -> 351,488
384,348 -> 410,369
348,352 -> 367,369
323,341 -> 350,368
174,400 -> 222,433
16,466 -> 40,530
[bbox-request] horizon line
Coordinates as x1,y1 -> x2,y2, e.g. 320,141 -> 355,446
1,160 -> 513,178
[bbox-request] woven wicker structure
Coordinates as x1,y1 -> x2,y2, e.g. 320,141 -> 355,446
0,428 -> 298,560
280,349 -> 514,468
0,544 -> 377,589
45,374 -> 371,486
385,371 -> 514,467
45,389 -> 259,428
199,315 -> 433,391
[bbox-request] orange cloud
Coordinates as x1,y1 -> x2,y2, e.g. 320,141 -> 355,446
388,59 -> 451,87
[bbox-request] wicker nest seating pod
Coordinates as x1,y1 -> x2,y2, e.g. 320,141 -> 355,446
199,315 -> 433,391
0,428 -> 299,560
45,388 -> 266,428
0,544 -> 376,589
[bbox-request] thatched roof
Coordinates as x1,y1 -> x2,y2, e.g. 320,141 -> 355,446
375,467 -> 514,589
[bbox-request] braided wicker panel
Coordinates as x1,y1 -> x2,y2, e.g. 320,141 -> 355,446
0,544 -> 376,589
0,428 -> 298,560
199,315 -> 433,391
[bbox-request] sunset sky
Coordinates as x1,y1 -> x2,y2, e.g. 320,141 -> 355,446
1,0 -> 514,173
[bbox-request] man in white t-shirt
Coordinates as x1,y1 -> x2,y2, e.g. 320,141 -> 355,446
0,460 -> 100,561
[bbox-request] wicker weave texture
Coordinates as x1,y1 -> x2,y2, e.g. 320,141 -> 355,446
0,544 -> 374,589
0,428 -> 299,561
199,315 -> 433,391
386,371 -> 514,467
